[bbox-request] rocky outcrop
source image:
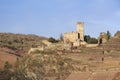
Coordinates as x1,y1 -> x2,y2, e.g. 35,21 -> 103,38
114,31 -> 120,38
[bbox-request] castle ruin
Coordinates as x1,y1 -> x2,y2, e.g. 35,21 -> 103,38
64,22 -> 85,46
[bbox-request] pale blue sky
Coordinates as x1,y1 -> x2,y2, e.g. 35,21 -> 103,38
0,0 -> 120,38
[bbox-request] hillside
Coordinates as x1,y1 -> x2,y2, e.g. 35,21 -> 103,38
0,32 -> 47,69
104,31 -> 120,50
0,33 -> 47,52
0,32 -> 120,80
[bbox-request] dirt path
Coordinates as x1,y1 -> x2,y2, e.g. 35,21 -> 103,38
66,71 -> 120,80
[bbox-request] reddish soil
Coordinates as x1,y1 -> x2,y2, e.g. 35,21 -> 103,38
0,47 -> 17,69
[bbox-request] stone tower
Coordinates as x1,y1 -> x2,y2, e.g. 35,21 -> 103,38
77,22 -> 84,41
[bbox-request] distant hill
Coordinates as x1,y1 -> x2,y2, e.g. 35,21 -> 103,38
0,33 -> 48,52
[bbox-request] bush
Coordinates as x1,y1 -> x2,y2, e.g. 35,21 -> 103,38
0,61 -> 13,80
84,35 -> 98,44
48,37 -> 58,43
87,38 -> 98,44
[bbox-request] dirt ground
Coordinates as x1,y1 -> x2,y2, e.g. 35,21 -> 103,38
62,47 -> 120,80
0,48 -> 17,69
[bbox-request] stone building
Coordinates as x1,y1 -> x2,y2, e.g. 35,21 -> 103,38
98,32 -> 107,44
64,22 -> 85,46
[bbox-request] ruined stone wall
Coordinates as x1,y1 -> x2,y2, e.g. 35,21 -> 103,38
98,32 -> 107,44
77,22 -> 84,41
63,22 -> 85,46
64,32 -> 78,43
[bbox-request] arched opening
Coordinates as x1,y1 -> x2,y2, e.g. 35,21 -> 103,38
99,38 -> 103,44
78,33 -> 80,39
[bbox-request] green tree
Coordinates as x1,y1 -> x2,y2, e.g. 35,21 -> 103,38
84,35 -> 91,42
107,31 -> 111,40
88,38 -> 98,44
84,35 -> 98,44
48,37 -> 58,43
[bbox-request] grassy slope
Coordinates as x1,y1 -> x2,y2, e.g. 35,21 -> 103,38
0,33 -> 47,69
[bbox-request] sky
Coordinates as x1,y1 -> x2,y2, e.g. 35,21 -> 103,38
0,0 -> 120,39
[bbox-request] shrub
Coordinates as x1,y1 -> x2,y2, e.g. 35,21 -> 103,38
87,38 -> 98,44
48,37 -> 58,43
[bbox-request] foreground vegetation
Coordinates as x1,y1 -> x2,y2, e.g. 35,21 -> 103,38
0,50 -> 74,80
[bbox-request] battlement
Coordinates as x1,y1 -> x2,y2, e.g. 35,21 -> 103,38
64,32 -> 78,34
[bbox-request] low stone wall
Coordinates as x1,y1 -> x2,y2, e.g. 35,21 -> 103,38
86,44 -> 98,47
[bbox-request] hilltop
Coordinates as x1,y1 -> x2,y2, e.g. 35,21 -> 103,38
0,33 -> 47,52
